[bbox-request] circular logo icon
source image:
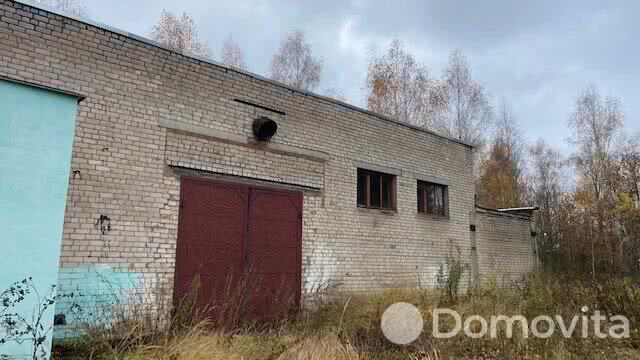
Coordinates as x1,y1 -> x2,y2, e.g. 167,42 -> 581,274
381,302 -> 424,345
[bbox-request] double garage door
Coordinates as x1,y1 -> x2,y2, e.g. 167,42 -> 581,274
173,177 -> 302,322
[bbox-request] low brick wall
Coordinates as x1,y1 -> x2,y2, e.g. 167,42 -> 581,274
474,208 -> 538,284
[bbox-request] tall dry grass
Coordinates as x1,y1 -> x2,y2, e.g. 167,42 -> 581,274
52,272 -> 640,360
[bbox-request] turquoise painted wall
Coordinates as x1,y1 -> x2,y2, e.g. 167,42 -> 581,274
53,265 -> 144,339
0,79 -> 78,359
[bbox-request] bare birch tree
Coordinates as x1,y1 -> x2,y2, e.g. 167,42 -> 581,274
270,29 -> 323,91
149,10 -> 211,58
476,99 -> 527,208
438,48 -> 493,146
495,99 -> 525,164
323,88 -> 350,103
617,132 -> 640,272
571,85 -> 624,202
495,98 -> 527,195
529,139 -> 565,269
569,84 -> 624,277
31,0 -> 89,18
219,34 -> 247,70
364,38 -> 446,129
620,132 -> 640,206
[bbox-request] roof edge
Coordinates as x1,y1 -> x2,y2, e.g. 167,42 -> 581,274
14,0 -> 473,149
476,205 -> 535,219
497,207 -> 540,212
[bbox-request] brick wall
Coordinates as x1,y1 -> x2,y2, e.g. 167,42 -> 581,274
475,208 -> 538,284
0,0 -> 536,331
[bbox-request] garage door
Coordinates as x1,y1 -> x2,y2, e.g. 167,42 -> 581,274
173,177 -> 302,323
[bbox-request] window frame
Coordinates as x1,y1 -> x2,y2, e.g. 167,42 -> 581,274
357,168 -> 397,211
417,180 -> 449,218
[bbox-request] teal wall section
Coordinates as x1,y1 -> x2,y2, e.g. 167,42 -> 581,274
0,79 -> 78,359
53,265 -> 144,339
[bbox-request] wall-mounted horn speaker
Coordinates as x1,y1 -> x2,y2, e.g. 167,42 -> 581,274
252,116 -> 278,141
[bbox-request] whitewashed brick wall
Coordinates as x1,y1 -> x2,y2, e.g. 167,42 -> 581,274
0,1 -> 537,327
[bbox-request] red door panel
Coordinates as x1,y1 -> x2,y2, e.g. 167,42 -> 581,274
248,219 -> 300,248
174,178 -> 248,322
246,188 -> 302,320
174,177 -> 302,324
250,191 -> 301,219
246,247 -> 298,273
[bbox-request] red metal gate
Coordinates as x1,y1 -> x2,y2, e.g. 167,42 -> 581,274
173,177 -> 302,323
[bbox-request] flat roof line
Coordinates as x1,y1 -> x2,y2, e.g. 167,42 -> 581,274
14,0 -> 473,149
497,207 -> 540,212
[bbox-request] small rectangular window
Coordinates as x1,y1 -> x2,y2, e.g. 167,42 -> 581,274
357,168 -> 396,210
417,180 -> 448,217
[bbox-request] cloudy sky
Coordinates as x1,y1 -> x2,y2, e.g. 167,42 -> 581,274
83,0 -> 638,152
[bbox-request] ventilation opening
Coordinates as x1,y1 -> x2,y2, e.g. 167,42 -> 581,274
252,116 -> 278,141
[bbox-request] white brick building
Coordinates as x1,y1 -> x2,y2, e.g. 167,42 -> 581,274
0,0 -> 538,329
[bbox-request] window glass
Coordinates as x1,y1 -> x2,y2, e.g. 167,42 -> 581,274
356,168 -> 395,210
370,172 -> 381,207
417,184 -> 425,213
417,180 -> 448,217
382,175 -> 392,209
433,185 -> 444,216
426,184 -> 436,213
357,169 -> 366,207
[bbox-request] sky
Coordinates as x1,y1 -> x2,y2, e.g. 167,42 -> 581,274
82,0 -> 639,152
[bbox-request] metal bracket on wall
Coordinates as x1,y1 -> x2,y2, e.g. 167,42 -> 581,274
233,98 -> 286,115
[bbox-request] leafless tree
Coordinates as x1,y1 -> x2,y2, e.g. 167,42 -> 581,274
364,38 -> 446,129
31,0 -> 89,18
620,132 -> 640,205
570,85 -> 624,202
495,98 -> 527,190
476,99 -> 527,208
323,88 -> 350,103
149,10 -> 211,58
495,99 -> 524,161
569,84 -> 624,278
615,132 -> 640,272
438,48 -> 493,146
528,139 -> 566,269
219,34 -> 246,70
270,29 -> 323,91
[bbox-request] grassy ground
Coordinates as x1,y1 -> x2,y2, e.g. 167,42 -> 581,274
52,273 -> 640,359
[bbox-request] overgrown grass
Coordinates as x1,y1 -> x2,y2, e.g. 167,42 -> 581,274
52,273 -> 640,360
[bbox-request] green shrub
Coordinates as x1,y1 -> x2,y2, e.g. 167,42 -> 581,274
436,254 -> 466,302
